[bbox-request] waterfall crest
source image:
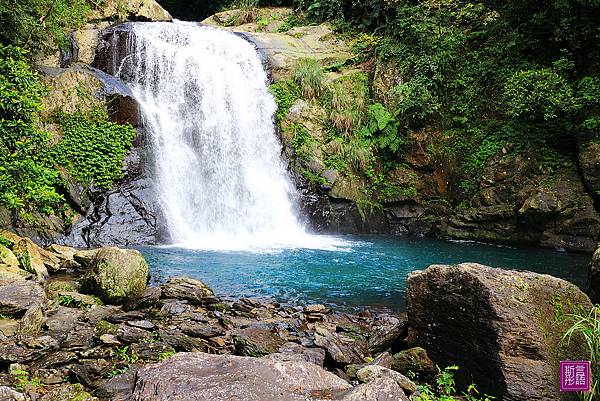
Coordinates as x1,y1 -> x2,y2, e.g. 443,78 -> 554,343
116,21 -> 333,251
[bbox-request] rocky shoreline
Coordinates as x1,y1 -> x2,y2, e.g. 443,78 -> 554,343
0,231 -> 594,400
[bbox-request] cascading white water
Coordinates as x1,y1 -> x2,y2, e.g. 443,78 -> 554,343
117,21 -> 342,251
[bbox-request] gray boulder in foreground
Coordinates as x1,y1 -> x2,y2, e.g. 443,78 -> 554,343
407,263 -> 591,401
129,352 -> 352,401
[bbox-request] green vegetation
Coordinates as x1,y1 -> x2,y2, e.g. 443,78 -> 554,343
269,81 -> 300,122
563,305 -> 600,400
158,349 -> 177,361
115,345 -> 140,364
0,0 -> 99,51
10,369 -> 44,391
51,108 -> 136,189
0,40 -> 135,222
293,59 -> 324,99
289,0 -> 600,203
54,295 -> 89,309
413,366 -> 494,401
0,45 -> 63,218
225,0 -> 260,26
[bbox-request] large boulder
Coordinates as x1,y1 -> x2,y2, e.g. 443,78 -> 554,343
407,263 -> 591,401
128,352 -> 351,401
590,243 -> 600,303
80,247 -> 148,304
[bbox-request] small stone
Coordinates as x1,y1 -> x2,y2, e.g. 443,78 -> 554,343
117,325 -> 152,343
0,386 -> 26,401
159,329 -> 207,352
161,277 -> 218,305
73,249 -> 99,266
123,286 -> 162,311
356,365 -> 417,394
100,334 -> 121,345
391,347 -> 436,382
160,299 -> 190,316
367,320 -> 407,354
131,342 -> 175,361
0,281 -> 46,316
181,321 -> 224,339
35,368 -> 67,385
210,337 -> 227,347
305,304 -> 328,314
107,311 -> 145,323
127,320 -> 155,330
340,376 -> 409,401
233,326 -> 285,357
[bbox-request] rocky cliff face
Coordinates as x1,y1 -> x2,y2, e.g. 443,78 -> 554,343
0,1 -> 171,247
204,7 -> 600,253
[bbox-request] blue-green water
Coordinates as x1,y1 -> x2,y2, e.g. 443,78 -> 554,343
140,236 -> 590,310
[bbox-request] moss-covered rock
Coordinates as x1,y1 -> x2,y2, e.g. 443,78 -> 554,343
38,383 -> 97,401
80,247 -> 148,305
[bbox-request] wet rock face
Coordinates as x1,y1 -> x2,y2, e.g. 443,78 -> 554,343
407,263 -> 592,401
129,352 -> 352,401
66,175 -> 165,248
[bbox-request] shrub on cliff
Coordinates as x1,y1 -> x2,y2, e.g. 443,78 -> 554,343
0,0 -> 94,51
0,44 -> 63,218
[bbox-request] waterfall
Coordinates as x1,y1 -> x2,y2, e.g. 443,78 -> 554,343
114,21 -> 338,251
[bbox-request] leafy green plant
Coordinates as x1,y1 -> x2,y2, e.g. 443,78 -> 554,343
563,305 -> 600,401
293,59 -> 324,99
107,365 -> 128,378
115,345 -> 140,364
0,44 -> 63,218
413,366 -> 494,401
54,294 -> 89,309
158,350 -> 177,361
503,69 -> 578,121
0,233 -> 11,248
51,108 -> 136,189
269,81 -> 300,122
10,369 -> 44,391
0,0 -> 97,51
